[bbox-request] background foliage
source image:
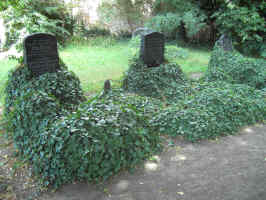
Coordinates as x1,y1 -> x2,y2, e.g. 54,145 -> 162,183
1,0 -> 75,51
151,0 -> 266,56
98,0 -> 153,35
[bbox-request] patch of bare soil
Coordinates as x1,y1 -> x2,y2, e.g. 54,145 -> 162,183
0,114 -> 44,200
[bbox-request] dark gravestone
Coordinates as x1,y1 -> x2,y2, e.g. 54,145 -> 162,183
24,33 -> 60,76
140,32 -> 165,67
216,34 -> 233,52
104,79 -> 111,93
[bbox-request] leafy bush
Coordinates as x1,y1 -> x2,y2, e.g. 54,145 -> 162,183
122,57 -> 190,102
1,0 -> 74,53
213,5 -> 265,56
151,82 -> 266,142
205,44 -> 266,89
4,66 -> 161,188
145,13 -> 182,39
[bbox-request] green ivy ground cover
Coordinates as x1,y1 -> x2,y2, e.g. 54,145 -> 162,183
122,56 -> 191,102
3,42 -> 266,188
4,65 -> 162,188
205,44 -> 266,90
151,81 -> 266,142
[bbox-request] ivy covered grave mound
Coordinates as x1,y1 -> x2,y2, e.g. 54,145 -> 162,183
3,33 -> 161,188
150,81 -> 266,142
205,35 -> 266,90
4,64 -> 162,188
122,56 -> 189,102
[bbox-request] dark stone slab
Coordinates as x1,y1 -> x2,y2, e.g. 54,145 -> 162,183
216,34 -> 233,52
24,33 -> 60,76
140,32 -> 165,67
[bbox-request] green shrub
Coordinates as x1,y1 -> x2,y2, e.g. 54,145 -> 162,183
205,44 -> 266,89
122,57 -> 190,102
2,0 -> 74,51
145,13 -> 182,40
151,82 -> 266,142
4,66 -> 161,188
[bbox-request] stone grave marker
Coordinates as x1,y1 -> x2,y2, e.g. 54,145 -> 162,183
24,33 -> 60,76
140,32 -> 165,67
216,34 -> 233,52
132,27 -> 153,38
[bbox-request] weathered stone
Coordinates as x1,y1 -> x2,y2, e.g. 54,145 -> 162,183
104,80 -> 111,93
23,33 -> 60,76
140,32 -> 165,67
216,34 -> 233,52
132,27 -> 154,38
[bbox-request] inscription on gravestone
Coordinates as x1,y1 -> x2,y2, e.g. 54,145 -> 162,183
24,33 -> 60,76
140,32 -> 165,67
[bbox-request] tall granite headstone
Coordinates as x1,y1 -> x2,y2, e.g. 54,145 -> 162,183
24,33 -> 60,76
216,34 -> 233,52
140,32 -> 165,67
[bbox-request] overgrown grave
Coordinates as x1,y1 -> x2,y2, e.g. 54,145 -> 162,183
140,31 -> 165,67
4,33 -> 162,188
149,36 -> 266,142
216,34 -> 233,52
205,34 -> 266,89
123,32 -> 189,102
24,33 -> 60,77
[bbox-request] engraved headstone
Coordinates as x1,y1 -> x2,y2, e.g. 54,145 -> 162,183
140,32 -> 165,67
216,34 -> 233,52
24,33 -> 60,76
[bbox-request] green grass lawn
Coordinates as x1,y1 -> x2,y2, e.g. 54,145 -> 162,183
59,40 -> 132,93
0,59 -> 18,106
0,39 -> 211,104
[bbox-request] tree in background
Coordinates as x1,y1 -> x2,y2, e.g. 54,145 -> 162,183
148,0 -> 213,43
0,0 -> 75,51
149,0 -> 266,57
98,0 -> 153,35
212,0 -> 266,57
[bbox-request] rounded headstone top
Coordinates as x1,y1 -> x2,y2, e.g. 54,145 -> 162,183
23,32 -> 60,77
216,34 -> 233,52
132,27 -> 154,38
23,33 -> 56,44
